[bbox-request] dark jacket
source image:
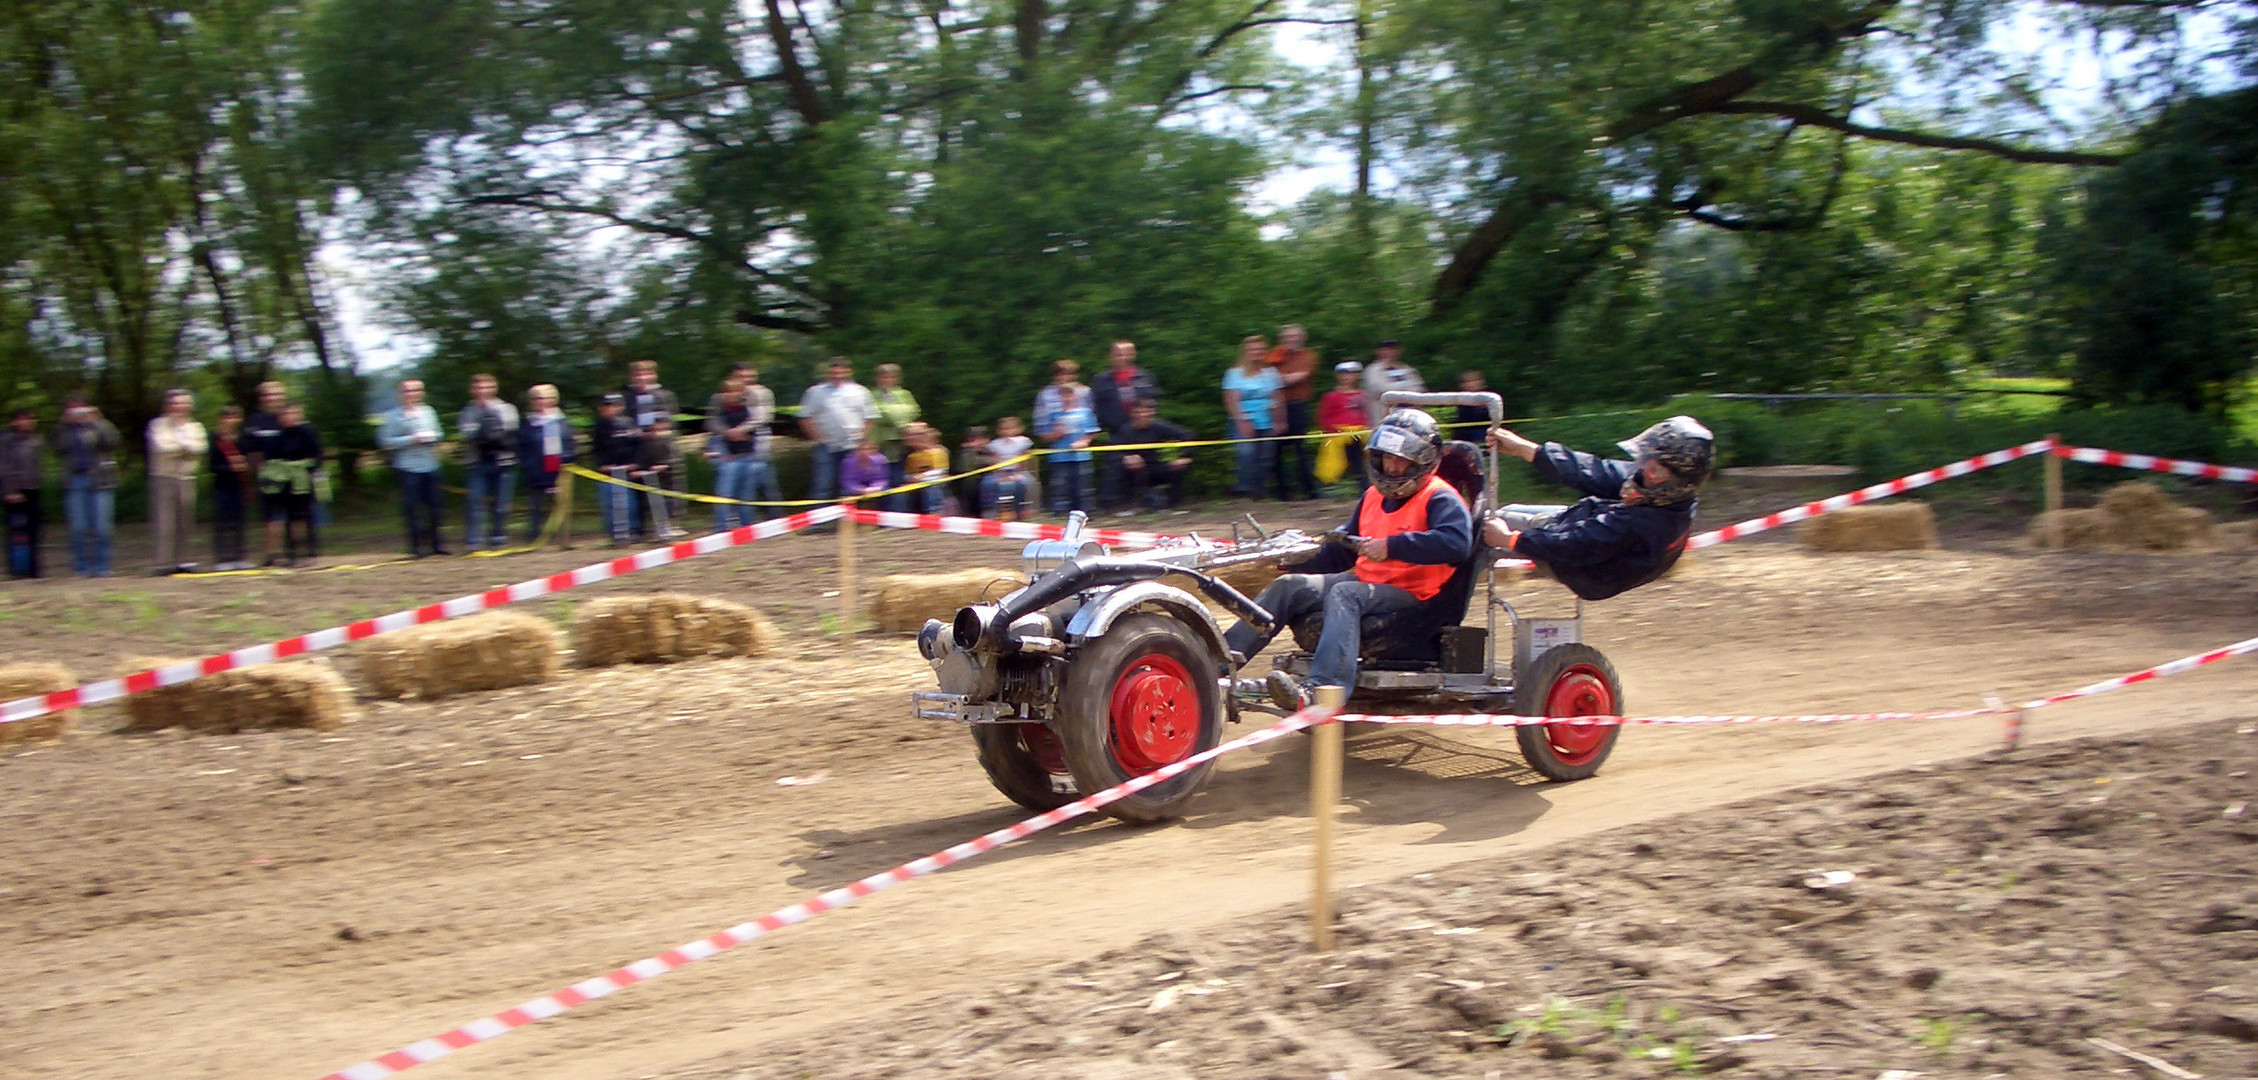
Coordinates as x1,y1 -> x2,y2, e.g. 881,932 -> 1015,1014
517,412 -> 577,486
1,431 -> 42,494
1108,418 -> 1192,463
207,429 -> 251,492
52,418 -> 122,489
591,414 -> 641,469
1089,367 -> 1162,435
1509,443 -> 1695,601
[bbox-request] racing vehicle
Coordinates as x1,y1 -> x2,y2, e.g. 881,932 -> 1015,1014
912,391 -> 1623,822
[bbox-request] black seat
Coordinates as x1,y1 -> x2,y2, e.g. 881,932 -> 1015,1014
1288,441 -> 1489,666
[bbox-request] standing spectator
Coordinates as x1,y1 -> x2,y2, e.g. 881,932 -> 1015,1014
1090,341 -> 1163,510
1041,382 -> 1097,515
797,357 -> 877,502
1223,335 -> 1284,499
590,393 -> 641,546
737,364 -> 783,505
2,409 -> 43,579
1454,370 -> 1494,430
260,403 -> 323,566
206,406 -> 252,570
518,383 -> 573,545
376,379 -> 447,558
1110,397 -> 1194,513
981,417 -> 1035,521
871,363 -> 921,508
146,388 -> 206,575
1031,360 -> 1085,446
243,381 -> 289,564
839,436 -> 892,501
632,415 -> 684,539
1266,324 -> 1322,501
52,399 -> 119,576
706,379 -> 761,531
457,373 -> 520,551
901,422 -> 951,514
1361,338 -> 1425,424
625,360 -> 683,522
1318,361 -> 1370,493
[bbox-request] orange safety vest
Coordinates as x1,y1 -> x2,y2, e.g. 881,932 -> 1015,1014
1351,473 -> 1459,601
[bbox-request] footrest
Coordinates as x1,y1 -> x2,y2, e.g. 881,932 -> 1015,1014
912,691 -> 1011,724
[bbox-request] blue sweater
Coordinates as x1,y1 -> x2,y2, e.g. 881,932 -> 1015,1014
1510,443 -> 1695,601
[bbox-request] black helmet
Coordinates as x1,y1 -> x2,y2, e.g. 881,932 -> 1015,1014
1366,408 -> 1444,498
1617,415 -> 1714,506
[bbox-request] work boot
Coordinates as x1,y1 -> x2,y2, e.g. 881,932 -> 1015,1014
1265,669 -> 1310,711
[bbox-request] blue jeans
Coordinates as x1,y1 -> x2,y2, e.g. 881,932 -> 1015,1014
64,476 -> 113,575
1234,428 -> 1278,498
397,468 -> 444,555
712,454 -> 758,530
1046,458 -> 1092,514
808,444 -> 851,502
598,466 -> 635,541
1223,572 -> 1421,689
749,459 -> 780,508
465,460 -> 515,549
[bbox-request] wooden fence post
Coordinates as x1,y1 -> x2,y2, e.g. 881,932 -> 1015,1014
838,504 -> 858,635
2044,433 -> 2063,550
1310,685 -> 1347,953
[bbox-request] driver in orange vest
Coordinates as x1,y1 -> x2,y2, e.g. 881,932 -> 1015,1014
1223,408 -> 1474,708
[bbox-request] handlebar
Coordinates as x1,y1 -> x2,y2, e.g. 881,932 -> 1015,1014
1380,390 -> 1502,422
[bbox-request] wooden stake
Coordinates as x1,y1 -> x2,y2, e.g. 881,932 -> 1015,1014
838,503 -> 858,635
1310,684 -> 1347,953
2044,432 -> 2063,550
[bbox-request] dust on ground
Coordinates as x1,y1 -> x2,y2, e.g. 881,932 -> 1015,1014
696,720 -> 2258,1080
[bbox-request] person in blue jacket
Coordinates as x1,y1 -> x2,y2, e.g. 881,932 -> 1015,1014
1483,415 -> 1714,602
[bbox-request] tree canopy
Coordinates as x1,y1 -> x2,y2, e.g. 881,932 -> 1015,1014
3,0 -> 2254,443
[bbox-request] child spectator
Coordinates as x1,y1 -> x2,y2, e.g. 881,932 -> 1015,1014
840,436 -> 892,501
706,379 -> 762,531
519,383 -> 574,545
1318,361 -> 1370,493
633,415 -> 687,541
2,409 -> 43,578
983,416 -> 1036,521
590,393 -> 641,546
260,403 -> 323,567
902,422 -> 951,514
955,425 -> 990,517
1041,383 -> 1096,515
1454,370 -> 1493,430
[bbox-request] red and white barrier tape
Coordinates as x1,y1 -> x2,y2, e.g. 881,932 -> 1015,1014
2057,445 -> 2258,484
0,506 -> 845,727
845,507 -> 1220,550
1340,707 -> 2007,728
318,708 -> 1329,1080
1689,438 -> 2057,549
2017,633 -> 2258,710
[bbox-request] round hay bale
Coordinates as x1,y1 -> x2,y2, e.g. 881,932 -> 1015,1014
1797,502 -> 1939,553
571,593 -> 777,666
355,611 -> 563,700
117,657 -> 354,734
865,569 -> 1023,633
2033,482 -> 2220,552
0,662 -> 76,745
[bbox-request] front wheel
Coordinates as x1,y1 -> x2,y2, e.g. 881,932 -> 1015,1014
1513,643 -> 1622,781
972,723 -> 1077,812
1058,613 -> 1226,823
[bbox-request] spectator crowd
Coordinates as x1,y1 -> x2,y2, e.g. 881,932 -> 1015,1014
2,328 -> 1475,579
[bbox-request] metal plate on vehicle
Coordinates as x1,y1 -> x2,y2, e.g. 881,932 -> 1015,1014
1515,617 -> 1580,672
912,692 -> 1011,724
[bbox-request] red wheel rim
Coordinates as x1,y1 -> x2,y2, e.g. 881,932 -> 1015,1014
1017,724 -> 1068,777
1108,652 -> 1200,773
1541,663 -> 1615,766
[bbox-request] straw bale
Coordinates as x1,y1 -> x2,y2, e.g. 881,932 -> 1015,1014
117,657 -> 354,734
355,611 -> 563,700
2030,482 -> 2218,552
1798,502 -> 1939,553
865,569 -> 1023,633
572,593 -> 778,665
0,662 -> 76,744
2218,519 -> 2258,552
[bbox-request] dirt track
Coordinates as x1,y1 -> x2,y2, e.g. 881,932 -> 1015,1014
2,494 -> 2256,1080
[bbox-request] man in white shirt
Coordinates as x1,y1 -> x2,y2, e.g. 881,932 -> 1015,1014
796,357 -> 877,501
1362,338 -> 1426,425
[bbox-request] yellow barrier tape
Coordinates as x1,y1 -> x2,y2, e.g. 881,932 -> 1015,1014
565,451 -> 1032,509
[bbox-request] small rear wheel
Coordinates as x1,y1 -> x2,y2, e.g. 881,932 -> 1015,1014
1058,613 -> 1225,823
1513,643 -> 1622,781
972,723 -> 1077,812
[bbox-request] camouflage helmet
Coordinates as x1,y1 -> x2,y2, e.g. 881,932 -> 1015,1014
1617,415 -> 1713,506
1365,407 -> 1444,499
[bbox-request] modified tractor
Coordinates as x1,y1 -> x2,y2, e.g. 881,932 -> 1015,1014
913,391 -> 1623,822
